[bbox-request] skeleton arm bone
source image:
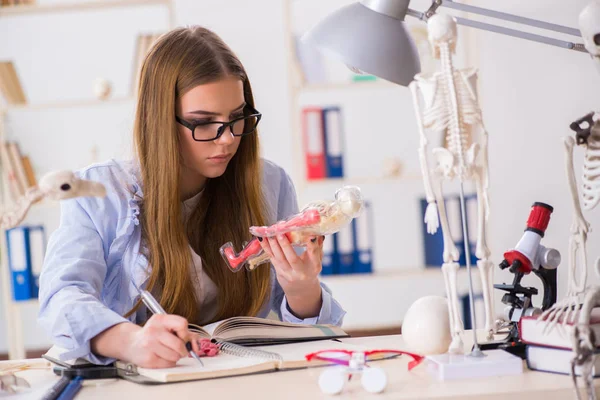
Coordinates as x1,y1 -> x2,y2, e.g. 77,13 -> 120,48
565,136 -> 590,294
410,80 -> 440,234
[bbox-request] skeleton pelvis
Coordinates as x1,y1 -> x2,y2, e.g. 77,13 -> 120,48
432,143 -> 479,177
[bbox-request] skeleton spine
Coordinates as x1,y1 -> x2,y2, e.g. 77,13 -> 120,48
583,137 -> 600,210
440,42 -> 468,178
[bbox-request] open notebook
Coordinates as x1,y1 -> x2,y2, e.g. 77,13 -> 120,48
44,339 -> 375,384
188,316 -> 348,346
43,317 -> 351,383
121,340 -> 364,383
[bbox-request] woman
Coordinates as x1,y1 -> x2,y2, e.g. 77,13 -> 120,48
38,26 -> 345,369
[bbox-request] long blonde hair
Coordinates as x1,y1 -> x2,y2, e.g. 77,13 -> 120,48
131,26 -> 270,324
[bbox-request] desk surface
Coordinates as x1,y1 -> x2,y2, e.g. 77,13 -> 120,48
3,333 -> 597,400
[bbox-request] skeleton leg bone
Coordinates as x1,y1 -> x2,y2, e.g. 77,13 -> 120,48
434,177 -> 464,353
474,168 -> 495,340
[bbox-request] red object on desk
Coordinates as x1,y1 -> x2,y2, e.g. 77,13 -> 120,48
305,349 -> 425,371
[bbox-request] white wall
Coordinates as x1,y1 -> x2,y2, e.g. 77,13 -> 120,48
0,0 -> 598,350
471,0 -> 600,301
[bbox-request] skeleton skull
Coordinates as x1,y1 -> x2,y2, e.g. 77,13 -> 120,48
427,13 -> 458,59
38,170 -> 106,201
579,0 -> 600,72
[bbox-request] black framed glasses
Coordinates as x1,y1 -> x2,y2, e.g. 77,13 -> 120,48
176,105 -> 262,142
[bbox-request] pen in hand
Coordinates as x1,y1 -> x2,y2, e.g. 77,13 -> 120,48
134,282 -> 204,367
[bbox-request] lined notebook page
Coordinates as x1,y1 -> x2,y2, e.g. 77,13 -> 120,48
135,352 -> 275,383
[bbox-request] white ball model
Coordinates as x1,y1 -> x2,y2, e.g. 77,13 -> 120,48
402,295 -> 452,355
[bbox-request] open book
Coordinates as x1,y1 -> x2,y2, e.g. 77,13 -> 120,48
44,339 -> 377,384
119,340 -> 363,383
188,316 -> 348,346
43,317 -> 351,383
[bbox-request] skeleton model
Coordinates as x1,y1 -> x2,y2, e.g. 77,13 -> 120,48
220,185 -> 363,272
539,2 -> 600,399
539,112 -> 600,333
409,14 -> 495,353
0,170 -> 106,230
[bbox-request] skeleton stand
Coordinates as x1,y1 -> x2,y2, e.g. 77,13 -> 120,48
457,182 -> 484,356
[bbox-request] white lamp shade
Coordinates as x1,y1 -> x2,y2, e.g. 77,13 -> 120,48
302,2 -> 421,86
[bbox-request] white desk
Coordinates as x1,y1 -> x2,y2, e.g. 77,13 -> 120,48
3,333 -> 597,400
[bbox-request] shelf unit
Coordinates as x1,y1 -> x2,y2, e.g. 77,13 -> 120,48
6,96 -> 134,111
282,1 -> 482,333
0,0 -> 174,360
320,267 -> 484,331
282,0 -> 427,267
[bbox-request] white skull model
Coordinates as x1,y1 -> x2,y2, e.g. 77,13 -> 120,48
579,0 -> 600,71
38,170 -> 106,201
427,13 -> 458,59
0,170 -> 107,230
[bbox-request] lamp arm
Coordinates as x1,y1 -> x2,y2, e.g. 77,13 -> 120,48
406,0 -> 586,53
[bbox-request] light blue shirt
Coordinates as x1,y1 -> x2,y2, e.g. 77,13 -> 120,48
38,159 -> 346,365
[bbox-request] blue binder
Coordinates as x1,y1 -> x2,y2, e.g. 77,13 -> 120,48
352,201 -> 373,274
336,224 -> 354,274
461,292 -> 485,330
6,225 -> 45,301
321,233 -> 337,275
321,107 -> 344,178
27,226 -> 46,298
421,194 -> 477,268
7,227 -> 33,301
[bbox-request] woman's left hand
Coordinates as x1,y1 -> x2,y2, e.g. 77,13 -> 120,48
259,234 -> 324,319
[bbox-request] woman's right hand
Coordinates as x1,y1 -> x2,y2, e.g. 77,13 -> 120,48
92,314 -> 196,369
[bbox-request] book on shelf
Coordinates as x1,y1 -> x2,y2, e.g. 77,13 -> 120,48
0,61 -> 27,105
7,142 -> 29,192
0,140 -> 23,200
21,155 -> 36,187
519,307 -> 600,350
526,345 -> 600,377
131,33 -> 163,94
325,201 -> 374,276
300,105 -> 346,181
0,141 -> 37,201
43,317 -> 351,383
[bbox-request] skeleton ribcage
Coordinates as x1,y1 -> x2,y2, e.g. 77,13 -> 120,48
582,138 -> 600,210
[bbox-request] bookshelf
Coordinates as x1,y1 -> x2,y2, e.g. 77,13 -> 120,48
282,0 -> 427,273
7,95 -> 134,111
282,0 -> 482,333
0,0 -> 174,360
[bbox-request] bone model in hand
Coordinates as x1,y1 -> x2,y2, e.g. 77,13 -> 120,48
0,170 -> 107,230
220,185 -> 363,272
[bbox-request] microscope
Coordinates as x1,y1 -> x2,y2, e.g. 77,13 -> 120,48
481,202 -> 560,358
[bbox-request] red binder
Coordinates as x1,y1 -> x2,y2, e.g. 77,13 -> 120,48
301,107 -> 326,180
